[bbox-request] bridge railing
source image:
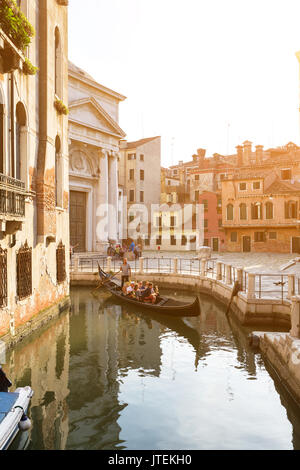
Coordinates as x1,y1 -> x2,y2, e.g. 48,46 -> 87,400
71,255 -> 297,303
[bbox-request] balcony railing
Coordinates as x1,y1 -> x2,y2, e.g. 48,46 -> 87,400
0,173 -> 26,217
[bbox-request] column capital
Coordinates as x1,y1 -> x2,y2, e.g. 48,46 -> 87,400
99,148 -> 109,158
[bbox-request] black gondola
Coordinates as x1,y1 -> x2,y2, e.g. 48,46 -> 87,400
97,265 -> 200,317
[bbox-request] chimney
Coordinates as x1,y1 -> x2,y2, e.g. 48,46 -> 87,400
197,148 -> 206,158
255,145 -> 264,165
243,141 -> 252,166
236,145 -> 243,167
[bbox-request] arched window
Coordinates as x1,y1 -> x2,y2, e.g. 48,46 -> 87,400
227,204 -> 234,221
15,102 -> 27,182
55,27 -> 62,98
0,87 -> 4,174
265,202 -> 274,220
251,202 -> 262,220
285,201 -> 298,219
239,203 -> 247,220
55,135 -> 62,207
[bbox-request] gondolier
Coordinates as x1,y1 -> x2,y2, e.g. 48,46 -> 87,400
120,258 -> 131,288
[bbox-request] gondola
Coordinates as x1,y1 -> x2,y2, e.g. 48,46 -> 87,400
97,265 -> 201,317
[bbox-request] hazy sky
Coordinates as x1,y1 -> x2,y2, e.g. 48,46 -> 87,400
69,0 -> 300,167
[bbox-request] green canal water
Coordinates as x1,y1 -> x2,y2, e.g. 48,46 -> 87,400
4,287 -> 300,450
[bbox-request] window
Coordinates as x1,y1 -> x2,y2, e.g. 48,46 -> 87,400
269,232 -> 277,240
168,180 -> 171,186
202,199 -> 208,211
156,216 -> 162,228
0,245 -> 7,307
281,169 -> 291,180
129,190 -> 134,202
16,102 -> 27,182
217,198 -> 222,207
204,219 -> 208,228
253,181 -> 261,190
170,216 -> 176,227
140,191 -> 144,203
195,190 -> 199,201
204,239 -> 209,247
156,236 -> 162,246
285,201 -> 298,219
265,202 -> 274,219
181,235 -> 187,246
195,175 -> 199,181
140,154 -> 144,161
239,203 -> 247,220
140,170 -> 144,181
230,232 -> 237,242
218,219 -> 222,227
56,242 -> 66,284
239,183 -> 246,191
129,215 -> 134,223
55,135 -> 62,207
129,169 -> 134,180
0,100 -> 3,174
254,232 -> 265,242
251,203 -> 262,220
170,235 -> 176,246
128,153 -> 136,160
227,204 -> 234,220
173,170 -> 178,175
17,241 -> 32,300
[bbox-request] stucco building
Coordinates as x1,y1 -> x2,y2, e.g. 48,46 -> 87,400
0,0 -> 70,339
68,62 -> 126,253
119,136 -> 161,247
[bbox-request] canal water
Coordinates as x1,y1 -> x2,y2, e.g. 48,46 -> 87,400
4,287 -> 300,450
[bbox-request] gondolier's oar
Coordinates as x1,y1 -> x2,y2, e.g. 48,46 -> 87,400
226,280 -> 241,316
91,270 -> 122,293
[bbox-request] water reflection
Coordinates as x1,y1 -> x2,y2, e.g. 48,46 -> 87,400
2,287 -> 300,449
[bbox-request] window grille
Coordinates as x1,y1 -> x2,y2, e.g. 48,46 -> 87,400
56,241 -> 66,284
0,245 -> 7,307
17,241 -> 32,300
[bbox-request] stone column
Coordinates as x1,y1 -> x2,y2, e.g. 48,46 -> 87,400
108,151 -> 118,243
247,273 -> 256,300
290,296 -> 300,338
96,149 -> 109,253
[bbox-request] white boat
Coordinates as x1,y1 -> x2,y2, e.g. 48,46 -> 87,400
0,367 -> 33,451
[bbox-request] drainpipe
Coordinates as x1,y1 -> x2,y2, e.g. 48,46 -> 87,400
37,0 -> 48,238
10,72 -> 15,177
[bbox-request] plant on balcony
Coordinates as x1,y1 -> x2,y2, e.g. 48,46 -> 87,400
22,57 -> 38,75
0,0 -> 35,51
54,99 -> 69,116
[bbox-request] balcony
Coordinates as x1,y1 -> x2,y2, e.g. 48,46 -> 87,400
0,173 -> 27,233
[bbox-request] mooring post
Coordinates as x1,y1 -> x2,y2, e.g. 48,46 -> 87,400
139,257 -> 144,274
107,256 -> 112,272
200,259 -> 207,277
247,273 -> 256,299
173,258 -> 178,274
288,275 -> 295,299
290,296 -> 300,338
74,256 -> 79,274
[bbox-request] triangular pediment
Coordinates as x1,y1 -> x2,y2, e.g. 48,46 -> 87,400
69,97 -> 126,138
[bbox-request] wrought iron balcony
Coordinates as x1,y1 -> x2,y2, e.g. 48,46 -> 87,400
0,173 -> 26,217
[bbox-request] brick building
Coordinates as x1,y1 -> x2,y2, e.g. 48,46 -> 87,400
222,142 -> 300,253
0,0 -> 70,339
